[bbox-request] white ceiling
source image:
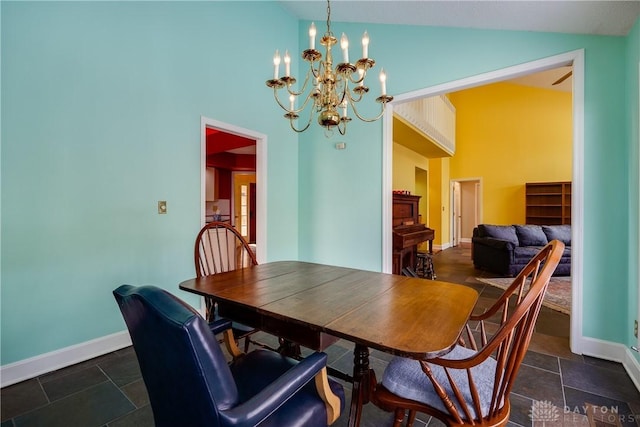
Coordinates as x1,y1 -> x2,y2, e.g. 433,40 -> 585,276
279,1 -> 639,91
279,1 -> 640,37
508,66 -> 573,92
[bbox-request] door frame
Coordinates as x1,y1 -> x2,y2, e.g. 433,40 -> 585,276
200,116 -> 267,263
451,181 -> 461,247
382,49 -> 584,354
451,178 -> 482,246
231,171 -> 256,241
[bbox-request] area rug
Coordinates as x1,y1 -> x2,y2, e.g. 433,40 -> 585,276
475,276 -> 571,315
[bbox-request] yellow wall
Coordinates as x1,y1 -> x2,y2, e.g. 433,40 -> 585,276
391,145 -> 449,247
393,143 -> 438,246
440,157 -> 450,244
448,82 -> 572,225
415,168 -> 428,224
426,157 -> 448,247
392,143 -> 430,193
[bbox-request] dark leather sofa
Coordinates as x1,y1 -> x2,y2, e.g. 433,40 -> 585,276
472,224 -> 571,276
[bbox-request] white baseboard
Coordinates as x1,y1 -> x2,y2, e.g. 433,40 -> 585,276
1,330 -> 132,388
3,327 -> 639,395
623,348 -> 640,392
435,242 -> 450,251
579,336 -> 640,392
435,241 -> 472,251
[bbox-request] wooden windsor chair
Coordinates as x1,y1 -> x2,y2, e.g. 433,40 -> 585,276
370,239 -> 565,427
194,221 -> 261,355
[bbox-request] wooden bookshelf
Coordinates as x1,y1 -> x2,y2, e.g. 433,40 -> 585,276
525,181 -> 571,225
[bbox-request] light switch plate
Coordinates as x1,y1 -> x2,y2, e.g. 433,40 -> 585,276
158,201 -> 167,214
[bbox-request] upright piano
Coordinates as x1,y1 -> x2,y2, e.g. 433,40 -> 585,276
392,193 -> 435,275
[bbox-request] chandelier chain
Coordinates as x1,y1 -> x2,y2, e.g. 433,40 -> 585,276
326,0 -> 331,35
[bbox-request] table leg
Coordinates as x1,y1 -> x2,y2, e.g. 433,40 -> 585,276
277,338 -> 301,358
348,344 -> 370,427
205,297 -> 216,322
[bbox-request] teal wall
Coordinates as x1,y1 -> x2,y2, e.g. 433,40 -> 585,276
1,2 -> 638,366
1,1 -> 300,364
297,21 -> 634,343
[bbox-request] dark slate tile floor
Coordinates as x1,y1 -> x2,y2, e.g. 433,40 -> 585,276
2,245 -> 640,426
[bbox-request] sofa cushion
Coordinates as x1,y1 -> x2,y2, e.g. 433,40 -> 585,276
477,225 -> 519,246
513,246 -> 545,262
514,225 -> 548,247
542,225 -> 571,246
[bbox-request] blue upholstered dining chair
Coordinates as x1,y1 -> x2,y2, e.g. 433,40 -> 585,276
113,285 -> 345,427
369,240 -> 564,427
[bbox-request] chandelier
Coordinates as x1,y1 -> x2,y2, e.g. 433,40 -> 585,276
266,0 -> 393,136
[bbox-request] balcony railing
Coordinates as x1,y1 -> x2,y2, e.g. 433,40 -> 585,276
394,95 -> 456,155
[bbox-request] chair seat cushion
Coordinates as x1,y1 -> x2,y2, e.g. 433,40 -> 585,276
231,349 -> 345,427
381,345 -> 499,419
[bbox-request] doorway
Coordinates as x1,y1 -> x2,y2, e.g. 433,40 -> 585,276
451,178 -> 481,247
382,49 -> 584,354
200,117 -> 267,263
452,182 -> 461,247
232,172 -> 256,243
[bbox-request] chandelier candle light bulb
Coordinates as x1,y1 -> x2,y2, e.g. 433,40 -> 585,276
273,50 -> 280,80
266,0 -> 393,135
362,31 -> 369,58
284,50 -> 291,77
340,33 -> 349,63
309,22 -> 316,50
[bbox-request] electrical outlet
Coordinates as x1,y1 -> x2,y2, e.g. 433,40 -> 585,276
158,201 -> 167,214
635,320 -> 638,338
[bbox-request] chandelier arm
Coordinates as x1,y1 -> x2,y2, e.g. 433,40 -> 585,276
337,77 -> 348,106
343,88 -> 367,111
293,92 -> 319,114
348,98 -> 389,123
284,70 -> 313,97
349,90 -> 365,103
311,63 -> 322,81
289,120 -> 312,133
273,87 -> 318,116
272,87 -> 294,111
344,84 -> 366,104
347,67 -> 367,85
346,73 -> 371,103
289,105 -> 315,133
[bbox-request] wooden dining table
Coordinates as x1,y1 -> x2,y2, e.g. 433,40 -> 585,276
179,260 -> 479,427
